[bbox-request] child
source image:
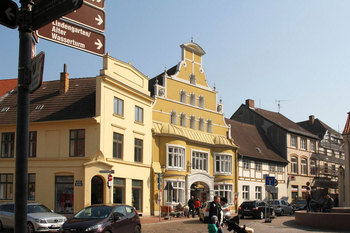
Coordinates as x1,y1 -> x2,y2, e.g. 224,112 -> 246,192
208,215 -> 218,233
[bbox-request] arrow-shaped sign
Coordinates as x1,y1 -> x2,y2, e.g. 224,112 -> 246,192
0,0 -> 18,29
94,39 -> 103,50
95,14 -> 103,26
5,7 -> 15,20
62,3 -> 105,32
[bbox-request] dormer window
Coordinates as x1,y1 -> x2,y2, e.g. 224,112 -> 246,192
1,107 -> 10,112
190,73 -> 196,84
35,105 -> 44,111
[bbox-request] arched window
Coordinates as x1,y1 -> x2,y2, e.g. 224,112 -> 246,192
198,118 -> 204,131
189,93 -> 196,106
301,158 -> 308,175
180,90 -> 186,103
198,95 -> 205,108
170,111 -> 177,125
207,120 -> 213,133
190,116 -> 196,129
291,156 -> 298,174
180,113 -> 186,127
190,73 -> 196,84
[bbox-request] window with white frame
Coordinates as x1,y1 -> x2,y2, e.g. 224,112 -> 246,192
301,138 -> 307,150
198,118 -> 204,131
207,120 -> 213,133
215,154 -> 232,174
190,116 -> 196,129
277,165 -> 283,173
291,135 -> 297,148
255,162 -> 262,171
198,96 -> 204,108
192,151 -> 208,172
291,156 -> 298,174
165,180 -> 185,204
269,164 -> 276,172
113,97 -> 124,116
180,90 -> 186,103
167,146 -> 185,169
243,160 -> 250,169
310,159 -> 316,175
255,186 -> 262,200
135,106 -> 143,123
214,184 -> 233,204
242,185 -> 249,200
310,140 -> 315,152
180,113 -> 186,127
301,158 -> 308,175
189,93 -> 196,106
170,111 -> 177,125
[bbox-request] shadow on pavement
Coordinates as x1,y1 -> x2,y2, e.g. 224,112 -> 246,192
283,220 -> 350,232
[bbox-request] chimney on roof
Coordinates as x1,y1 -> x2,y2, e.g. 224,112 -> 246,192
309,115 -> 315,125
246,99 -> 255,109
60,64 -> 69,94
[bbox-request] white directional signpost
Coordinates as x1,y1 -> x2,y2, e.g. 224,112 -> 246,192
0,0 -> 18,29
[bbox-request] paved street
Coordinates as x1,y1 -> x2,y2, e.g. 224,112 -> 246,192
141,216 -> 350,233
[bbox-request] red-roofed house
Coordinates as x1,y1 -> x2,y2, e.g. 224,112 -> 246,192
0,79 -> 17,97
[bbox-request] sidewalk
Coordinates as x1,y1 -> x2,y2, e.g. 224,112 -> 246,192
140,215 -> 197,225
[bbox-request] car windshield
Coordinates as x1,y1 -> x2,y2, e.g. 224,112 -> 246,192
74,206 -> 112,219
27,204 -> 51,213
241,202 -> 256,208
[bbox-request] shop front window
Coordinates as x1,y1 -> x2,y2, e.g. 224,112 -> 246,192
132,180 -> 142,212
113,178 -> 125,204
55,176 -> 74,214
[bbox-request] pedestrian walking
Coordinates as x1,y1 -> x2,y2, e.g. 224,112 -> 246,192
306,192 -> 311,212
188,195 -> 195,218
195,198 -> 201,216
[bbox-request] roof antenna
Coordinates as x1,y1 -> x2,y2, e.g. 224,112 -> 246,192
275,99 -> 288,113
191,36 -> 194,42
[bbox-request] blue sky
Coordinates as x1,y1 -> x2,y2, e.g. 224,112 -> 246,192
1,0 -> 349,131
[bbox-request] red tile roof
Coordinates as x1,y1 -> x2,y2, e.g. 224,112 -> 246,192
225,118 -> 288,163
343,112 -> 350,135
0,79 -> 17,97
251,107 -> 318,139
0,77 -> 96,125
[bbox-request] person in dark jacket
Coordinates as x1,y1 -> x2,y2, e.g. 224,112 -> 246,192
188,195 -> 195,218
209,196 -> 224,233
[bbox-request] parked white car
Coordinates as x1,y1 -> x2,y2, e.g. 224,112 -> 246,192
0,202 -> 67,233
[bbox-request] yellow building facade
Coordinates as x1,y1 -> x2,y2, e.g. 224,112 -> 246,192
0,55 -> 153,216
150,41 -> 238,214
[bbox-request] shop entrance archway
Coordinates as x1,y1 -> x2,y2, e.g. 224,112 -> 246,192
91,176 -> 104,205
190,181 -> 210,202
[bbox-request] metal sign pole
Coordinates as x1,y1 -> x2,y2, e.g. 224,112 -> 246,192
15,1 -> 31,232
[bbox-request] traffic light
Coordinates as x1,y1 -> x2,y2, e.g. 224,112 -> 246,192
157,173 -> 161,190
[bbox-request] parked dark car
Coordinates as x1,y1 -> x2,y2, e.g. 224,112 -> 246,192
0,202 -> 67,233
59,204 -> 141,233
268,199 -> 294,216
238,201 -> 275,219
291,199 -> 306,211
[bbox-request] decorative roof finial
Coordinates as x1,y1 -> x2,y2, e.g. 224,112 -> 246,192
191,36 -> 194,42
213,83 -> 216,91
220,96 -> 223,104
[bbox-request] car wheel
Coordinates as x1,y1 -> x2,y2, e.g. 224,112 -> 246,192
280,210 -> 284,216
27,222 -> 35,233
134,225 -> 141,233
290,209 -> 294,215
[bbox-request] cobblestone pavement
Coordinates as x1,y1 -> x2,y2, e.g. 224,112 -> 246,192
141,215 -> 350,233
